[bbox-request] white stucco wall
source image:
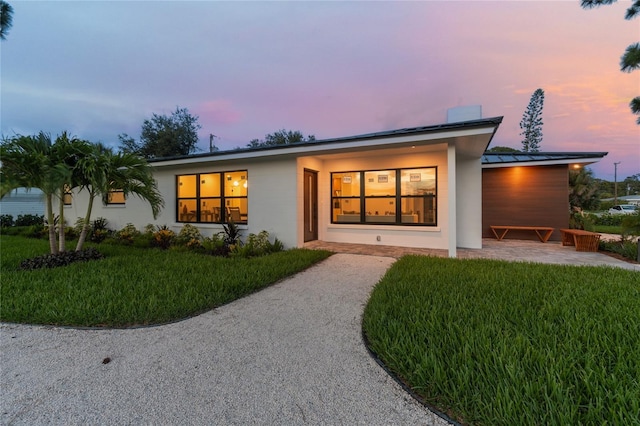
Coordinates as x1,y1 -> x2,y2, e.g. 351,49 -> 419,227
456,153 -> 483,249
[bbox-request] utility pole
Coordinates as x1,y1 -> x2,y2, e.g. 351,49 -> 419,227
209,134 -> 217,153
614,161 -> 621,205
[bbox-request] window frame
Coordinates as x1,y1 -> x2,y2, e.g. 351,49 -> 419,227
331,167 -> 437,226
106,189 -> 126,205
176,170 -> 248,224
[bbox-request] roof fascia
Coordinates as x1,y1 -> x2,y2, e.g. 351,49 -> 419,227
482,156 -> 606,168
152,121 -> 501,168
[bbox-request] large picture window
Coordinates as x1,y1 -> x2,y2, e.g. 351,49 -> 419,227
177,170 -> 248,223
331,167 -> 436,225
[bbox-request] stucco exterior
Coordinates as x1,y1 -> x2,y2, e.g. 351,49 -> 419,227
63,118 -> 503,257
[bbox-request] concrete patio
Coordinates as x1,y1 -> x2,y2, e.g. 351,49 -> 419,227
304,237 -> 640,272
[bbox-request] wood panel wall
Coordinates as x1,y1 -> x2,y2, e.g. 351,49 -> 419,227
482,165 -> 569,241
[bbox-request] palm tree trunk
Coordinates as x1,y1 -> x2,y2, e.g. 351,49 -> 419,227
75,193 -> 95,251
46,194 -> 58,254
58,187 -> 66,252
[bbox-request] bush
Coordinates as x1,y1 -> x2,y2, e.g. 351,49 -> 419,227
175,223 -> 203,247
201,234 -> 227,256
152,225 -> 175,249
115,223 -> 141,245
0,214 -> 14,228
593,213 -> 624,227
15,214 -> 44,227
231,230 -> 284,258
19,247 -> 104,270
90,217 -> 111,243
599,237 -> 639,261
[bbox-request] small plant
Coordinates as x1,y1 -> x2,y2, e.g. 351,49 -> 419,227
220,220 -> 242,250
201,234 -> 227,256
90,217 -> 111,243
19,247 -> 104,270
115,223 -> 141,245
143,223 -> 156,235
152,225 -> 175,250
231,230 -> 284,258
175,223 -> 203,247
0,214 -> 14,228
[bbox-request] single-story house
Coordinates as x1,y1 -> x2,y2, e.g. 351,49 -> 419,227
64,117 -> 504,257
62,118 -> 607,256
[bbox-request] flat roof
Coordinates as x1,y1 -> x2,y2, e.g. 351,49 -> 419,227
482,152 -> 608,168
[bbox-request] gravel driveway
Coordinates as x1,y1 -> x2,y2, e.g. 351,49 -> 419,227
1,254 -> 450,425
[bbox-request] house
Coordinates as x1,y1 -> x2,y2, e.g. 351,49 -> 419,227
481,152 -> 608,241
63,117 -> 505,257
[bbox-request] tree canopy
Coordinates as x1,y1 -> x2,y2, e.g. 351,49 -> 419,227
581,0 -> 640,124
247,129 -> 316,148
519,88 -> 545,152
0,1 -> 13,41
1,133 -> 163,254
486,146 -> 521,153
119,107 -> 202,159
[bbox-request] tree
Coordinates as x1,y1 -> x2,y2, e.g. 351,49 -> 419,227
1,133 -> 71,254
519,88 -> 545,152
119,106 -> 202,158
74,145 -> 164,251
247,129 -> 316,148
486,146 -> 520,153
569,167 -> 601,211
0,1 -> 13,41
582,0 -> 640,124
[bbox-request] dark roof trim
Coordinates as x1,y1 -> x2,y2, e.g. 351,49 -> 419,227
482,152 -> 608,165
150,116 -> 504,163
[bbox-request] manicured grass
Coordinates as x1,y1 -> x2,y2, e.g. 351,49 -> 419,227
363,255 -> 640,425
593,225 -> 622,234
0,235 -> 331,327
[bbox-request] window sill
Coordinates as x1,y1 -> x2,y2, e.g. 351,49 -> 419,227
328,223 -> 440,232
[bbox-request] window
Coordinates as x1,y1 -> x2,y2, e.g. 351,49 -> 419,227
63,186 -> 72,206
331,167 -> 436,225
177,171 -> 247,223
107,190 -> 126,205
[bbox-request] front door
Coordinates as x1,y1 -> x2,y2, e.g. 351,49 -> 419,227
303,169 -> 318,242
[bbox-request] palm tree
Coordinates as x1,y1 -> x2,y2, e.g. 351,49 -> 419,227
74,147 -> 164,251
0,133 -> 70,254
0,1 -> 13,41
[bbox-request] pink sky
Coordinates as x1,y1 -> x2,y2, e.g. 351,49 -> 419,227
2,1 -> 638,180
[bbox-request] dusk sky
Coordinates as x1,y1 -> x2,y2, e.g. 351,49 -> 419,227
2,1 -> 638,180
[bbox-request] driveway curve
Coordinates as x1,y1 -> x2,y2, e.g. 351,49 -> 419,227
1,254 -> 449,425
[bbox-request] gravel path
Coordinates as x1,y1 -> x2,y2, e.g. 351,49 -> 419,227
1,254 -> 450,425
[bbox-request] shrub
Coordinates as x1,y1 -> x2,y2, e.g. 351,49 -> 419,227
231,230 -> 284,258
0,214 -> 14,228
593,213 -> 624,227
19,247 -> 104,270
15,214 -> 44,227
201,234 -> 227,256
152,225 -> 175,249
115,223 -> 141,245
599,237 -> 639,261
621,212 -> 640,237
90,217 -> 111,243
221,220 -> 242,249
175,223 -> 203,247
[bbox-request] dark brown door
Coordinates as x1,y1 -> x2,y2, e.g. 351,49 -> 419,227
303,169 -> 318,242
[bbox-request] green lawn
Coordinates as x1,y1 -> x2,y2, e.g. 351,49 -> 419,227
363,255 -> 640,425
0,235 -> 331,327
593,225 -> 622,234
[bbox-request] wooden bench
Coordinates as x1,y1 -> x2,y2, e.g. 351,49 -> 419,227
559,229 -> 601,252
490,225 -> 555,243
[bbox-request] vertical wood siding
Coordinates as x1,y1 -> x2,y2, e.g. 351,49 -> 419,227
482,165 -> 569,241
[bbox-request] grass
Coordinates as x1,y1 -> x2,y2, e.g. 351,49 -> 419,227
363,255 -> 640,425
593,225 -> 622,234
0,235 -> 331,327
